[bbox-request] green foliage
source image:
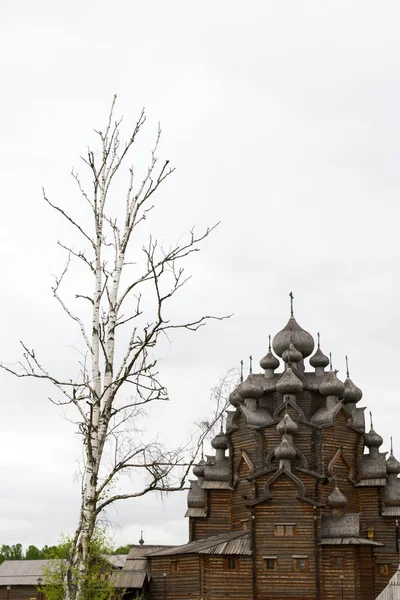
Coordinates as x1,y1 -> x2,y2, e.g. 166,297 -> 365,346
0,543 -> 24,563
0,543 -> 62,564
114,544 -> 132,555
25,545 -> 44,560
40,530 -> 123,600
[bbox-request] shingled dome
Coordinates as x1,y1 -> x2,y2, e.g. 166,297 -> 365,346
260,350 -> 279,370
319,370 -> 345,397
310,347 -> 330,368
193,459 -> 206,478
276,413 -> 299,435
211,431 -> 228,450
386,452 -> 400,475
326,485 -> 348,508
282,342 -> 303,364
274,437 -> 296,461
364,427 -> 383,448
229,389 -> 241,407
275,366 -> 303,395
238,378 -> 264,400
273,316 -> 314,358
344,377 -> 363,403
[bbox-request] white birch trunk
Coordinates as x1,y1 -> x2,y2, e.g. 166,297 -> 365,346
1,101 -> 225,600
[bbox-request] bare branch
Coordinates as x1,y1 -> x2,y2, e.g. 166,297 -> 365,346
43,189 -> 95,249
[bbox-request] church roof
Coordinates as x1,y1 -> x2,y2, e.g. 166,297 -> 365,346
146,530 -> 251,557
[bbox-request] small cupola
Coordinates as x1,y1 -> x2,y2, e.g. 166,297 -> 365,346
327,485 -> 348,509
211,424 -> 228,463
364,413 -> 383,458
387,454 -> 400,475
276,364 -> 304,398
282,339 -> 303,366
387,438 -> 400,475
274,435 -> 296,470
343,356 -> 363,412
319,369 -> 345,397
327,483 -> 348,517
193,458 -> 206,483
272,293 -> 314,360
276,412 -> 299,436
319,355 -> 345,408
384,438 -> 400,509
229,388 -> 242,407
260,335 -> 280,379
238,375 -> 263,412
237,378 -> 263,400
309,333 -> 330,377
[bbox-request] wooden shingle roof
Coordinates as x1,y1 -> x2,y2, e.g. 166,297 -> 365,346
146,530 -> 251,557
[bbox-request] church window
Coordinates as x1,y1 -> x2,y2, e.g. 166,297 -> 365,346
274,523 -> 295,536
330,556 -> 345,568
224,557 -> 238,570
378,564 -> 390,575
264,557 -> 277,571
171,560 -> 179,573
293,556 -> 309,571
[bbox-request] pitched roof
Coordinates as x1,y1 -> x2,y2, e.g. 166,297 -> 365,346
103,554 -> 128,569
0,560 -> 47,586
146,530 -> 251,557
125,545 -> 173,560
111,569 -> 148,589
0,555 -> 129,587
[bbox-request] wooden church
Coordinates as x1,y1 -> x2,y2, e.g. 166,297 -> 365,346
145,298 -> 400,600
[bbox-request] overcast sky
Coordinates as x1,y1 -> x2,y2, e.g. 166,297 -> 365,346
1,0 -> 400,550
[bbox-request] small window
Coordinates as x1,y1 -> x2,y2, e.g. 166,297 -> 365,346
285,525 -> 294,536
274,524 -> 295,536
171,560 -> 179,573
368,528 -> 375,540
330,556 -> 345,569
293,558 -> 308,571
224,557 -> 238,570
241,519 -> 249,530
264,558 -> 277,571
378,564 -> 390,575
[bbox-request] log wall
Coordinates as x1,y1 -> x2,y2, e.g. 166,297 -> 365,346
149,555 -> 200,599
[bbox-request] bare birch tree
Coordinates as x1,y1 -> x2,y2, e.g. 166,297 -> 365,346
2,97 -> 227,600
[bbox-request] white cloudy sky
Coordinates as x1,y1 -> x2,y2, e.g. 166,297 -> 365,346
1,0 -> 400,549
